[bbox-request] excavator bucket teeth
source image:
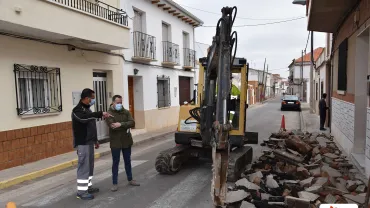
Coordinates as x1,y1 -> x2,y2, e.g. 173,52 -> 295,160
244,131 -> 259,144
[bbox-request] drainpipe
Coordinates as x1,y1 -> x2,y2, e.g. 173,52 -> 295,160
310,31 -> 314,114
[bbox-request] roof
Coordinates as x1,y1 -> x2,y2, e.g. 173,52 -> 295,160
151,0 -> 204,27
295,47 -> 324,63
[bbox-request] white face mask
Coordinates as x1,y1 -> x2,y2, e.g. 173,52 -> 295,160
115,103 -> 123,111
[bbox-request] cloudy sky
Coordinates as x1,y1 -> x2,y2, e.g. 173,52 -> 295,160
173,0 -> 326,78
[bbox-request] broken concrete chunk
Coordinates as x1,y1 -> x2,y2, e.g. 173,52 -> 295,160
313,177 -> 329,186
356,180 -> 364,185
343,194 -> 365,204
248,171 -> 263,183
240,201 -> 256,208
285,135 -> 313,154
287,148 -> 301,156
335,182 -> 349,194
298,191 -> 320,201
309,168 -> 321,177
300,177 -> 314,187
355,185 -> 366,193
305,185 -> 322,193
285,196 -> 311,208
346,180 -> 357,192
273,149 -> 304,165
324,194 -> 337,204
266,175 -> 279,188
235,178 -> 260,190
323,153 -> 339,159
321,165 -> 342,178
261,193 -> 271,200
226,190 -> 249,204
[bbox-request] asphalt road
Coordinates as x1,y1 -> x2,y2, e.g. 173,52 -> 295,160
0,97 -> 301,208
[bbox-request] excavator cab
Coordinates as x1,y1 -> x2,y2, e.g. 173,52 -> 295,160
175,57 -> 258,148
155,56 -> 258,182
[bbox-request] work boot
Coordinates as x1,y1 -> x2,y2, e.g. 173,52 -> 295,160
88,187 -> 99,194
129,180 -> 140,186
76,193 -> 94,200
320,128 -> 326,131
111,185 -> 118,192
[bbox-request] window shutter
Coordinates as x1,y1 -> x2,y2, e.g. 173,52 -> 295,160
337,38 -> 348,91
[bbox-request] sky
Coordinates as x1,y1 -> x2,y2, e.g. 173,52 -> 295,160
173,0 -> 326,78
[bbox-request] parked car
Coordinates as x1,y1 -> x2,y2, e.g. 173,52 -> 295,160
281,95 -> 301,111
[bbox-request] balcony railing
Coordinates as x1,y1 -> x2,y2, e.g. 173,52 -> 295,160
162,41 -> 180,65
50,0 -> 128,26
133,31 -> 156,60
183,48 -> 196,68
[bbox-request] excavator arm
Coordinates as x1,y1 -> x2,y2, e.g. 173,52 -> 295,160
200,6 -> 239,207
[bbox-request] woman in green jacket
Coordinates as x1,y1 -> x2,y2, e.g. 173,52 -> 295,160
105,95 -> 140,192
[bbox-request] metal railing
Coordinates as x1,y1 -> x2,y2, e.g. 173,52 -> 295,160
50,0 -> 128,26
183,48 -> 196,68
162,41 -> 180,64
133,31 -> 156,60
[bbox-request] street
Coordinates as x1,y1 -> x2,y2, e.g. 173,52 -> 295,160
0,98 -> 301,208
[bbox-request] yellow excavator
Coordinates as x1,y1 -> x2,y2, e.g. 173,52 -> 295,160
154,6 -> 258,207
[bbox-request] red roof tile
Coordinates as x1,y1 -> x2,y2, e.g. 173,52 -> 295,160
295,47 -> 324,63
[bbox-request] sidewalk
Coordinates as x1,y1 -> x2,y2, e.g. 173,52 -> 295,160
0,125 -> 176,189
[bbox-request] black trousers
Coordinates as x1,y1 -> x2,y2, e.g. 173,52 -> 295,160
320,112 -> 326,129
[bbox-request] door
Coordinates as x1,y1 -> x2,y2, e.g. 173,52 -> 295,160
93,72 -> 109,140
133,10 -> 143,32
183,32 -> 189,49
162,23 -> 169,42
128,76 -> 135,120
179,76 -> 191,105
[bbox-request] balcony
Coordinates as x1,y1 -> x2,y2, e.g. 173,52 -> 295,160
307,0 -> 358,33
162,41 -> 180,66
183,48 -> 196,70
132,31 -> 156,62
0,0 -> 130,50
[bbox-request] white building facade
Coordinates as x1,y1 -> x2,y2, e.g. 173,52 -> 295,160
121,0 -> 203,131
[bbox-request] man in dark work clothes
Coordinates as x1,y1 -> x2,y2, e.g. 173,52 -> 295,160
319,93 -> 329,131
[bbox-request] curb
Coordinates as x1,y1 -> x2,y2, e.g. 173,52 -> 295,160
0,131 -> 175,190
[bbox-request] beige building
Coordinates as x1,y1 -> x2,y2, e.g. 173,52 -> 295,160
0,0 -> 129,170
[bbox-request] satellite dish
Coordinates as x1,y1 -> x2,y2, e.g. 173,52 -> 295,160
122,0 -> 134,18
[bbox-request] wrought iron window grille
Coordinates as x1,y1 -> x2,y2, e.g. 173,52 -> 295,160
14,64 -> 63,116
157,75 -> 171,108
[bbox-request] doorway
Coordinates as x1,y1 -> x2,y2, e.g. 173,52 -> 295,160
93,72 -> 109,140
128,76 -> 135,120
179,76 -> 191,105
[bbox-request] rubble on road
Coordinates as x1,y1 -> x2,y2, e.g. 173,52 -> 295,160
226,130 -> 369,208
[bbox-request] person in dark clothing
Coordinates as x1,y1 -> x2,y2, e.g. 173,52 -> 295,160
105,95 -> 139,192
319,93 -> 329,131
72,88 -> 112,200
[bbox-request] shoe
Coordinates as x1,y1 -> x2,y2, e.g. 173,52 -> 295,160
88,187 -> 99,194
111,185 -> 118,192
129,180 -> 140,186
320,128 -> 326,131
77,193 -> 94,200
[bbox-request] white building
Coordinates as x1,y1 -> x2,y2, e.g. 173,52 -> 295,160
287,47 -> 324,103
121,0 -> 203,131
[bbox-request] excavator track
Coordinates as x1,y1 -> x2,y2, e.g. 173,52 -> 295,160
227,146 -> 253,182
155,145 -> 190,174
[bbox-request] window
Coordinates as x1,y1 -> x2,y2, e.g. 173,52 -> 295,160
157,76 -> 170,108
315,82 -> 318,100
14,64 -> 62,115
321,81 -> 324,98
338,38 -> 348,91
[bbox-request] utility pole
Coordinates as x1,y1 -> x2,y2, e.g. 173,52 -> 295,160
310,31 -> 314,113
264,64 -> 269,99
301,50 -> 304,101
262,58 -> 266,102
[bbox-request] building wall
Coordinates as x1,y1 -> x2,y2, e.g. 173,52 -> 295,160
0,35 -> 124,170
120,0 -> 198,131
331,98 -> 355,155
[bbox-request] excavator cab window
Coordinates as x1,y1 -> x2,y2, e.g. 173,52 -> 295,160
229,73 -> 241,130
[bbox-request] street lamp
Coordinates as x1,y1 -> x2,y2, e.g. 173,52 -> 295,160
292,0 -> 306,5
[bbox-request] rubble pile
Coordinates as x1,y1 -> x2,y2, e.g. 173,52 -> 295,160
226,130 -> 369,208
